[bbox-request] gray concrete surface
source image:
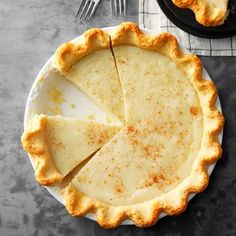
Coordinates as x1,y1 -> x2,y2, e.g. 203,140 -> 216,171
0,0 -> 235,235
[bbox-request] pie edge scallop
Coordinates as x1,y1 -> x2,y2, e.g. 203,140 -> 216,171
21,114 -> 63,186
64,22 -> 224,228
53,28 -> 110,73
171,0 -> 228,26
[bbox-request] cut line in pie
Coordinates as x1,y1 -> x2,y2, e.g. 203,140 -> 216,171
22,22 -> 224,228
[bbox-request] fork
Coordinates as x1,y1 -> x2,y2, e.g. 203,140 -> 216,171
111,0 -> 127,16
75,0 -> 101,23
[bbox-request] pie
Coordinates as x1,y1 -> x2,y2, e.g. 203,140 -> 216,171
21,22 -> 224,228
171,0 -> 229,26
21,115 -> 121,185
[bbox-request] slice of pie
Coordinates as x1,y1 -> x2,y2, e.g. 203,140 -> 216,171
64,23 -> 224,228
171,0 -> 229,26
21,114 -> 121,186
53,29 -> 124,121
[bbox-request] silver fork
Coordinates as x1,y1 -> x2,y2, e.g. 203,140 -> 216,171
75,0 -> 101,23
111,0 -> 127,16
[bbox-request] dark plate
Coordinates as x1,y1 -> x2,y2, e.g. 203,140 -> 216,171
157,0 -> 236,38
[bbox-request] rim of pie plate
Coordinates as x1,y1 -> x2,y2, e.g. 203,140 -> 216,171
24,26 -> 223,225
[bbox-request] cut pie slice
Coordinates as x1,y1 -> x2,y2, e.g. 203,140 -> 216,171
64,23 -> 224,228
171,0 -> 229,26
53,28 -> 124,121
21,114 -> 121,186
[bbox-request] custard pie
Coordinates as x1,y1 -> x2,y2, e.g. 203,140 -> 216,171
171,0 -> 229,26
22,22 -> 224,228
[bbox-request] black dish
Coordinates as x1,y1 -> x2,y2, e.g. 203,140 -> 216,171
157,0 -> 236,38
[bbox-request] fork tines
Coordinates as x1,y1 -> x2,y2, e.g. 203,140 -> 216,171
111,0 -> 127,16
75,0 -> 100,23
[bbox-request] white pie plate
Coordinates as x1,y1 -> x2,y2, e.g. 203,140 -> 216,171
24,26 -> 223,225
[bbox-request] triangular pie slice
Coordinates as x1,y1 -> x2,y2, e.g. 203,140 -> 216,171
53,28 -> 124,121
171,0 -> 229,26
64,23 -> 224,228
21,114 -> 121,186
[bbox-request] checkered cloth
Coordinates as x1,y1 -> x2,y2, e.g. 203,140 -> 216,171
139,0 -> 236,56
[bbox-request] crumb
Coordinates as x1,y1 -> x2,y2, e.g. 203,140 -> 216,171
47,87 -> 66,105
48,105 -> 63,115
34,75 -> 46,92
86,114 -> 96,120
70,103 -> 76,109
106,116 -> 114,123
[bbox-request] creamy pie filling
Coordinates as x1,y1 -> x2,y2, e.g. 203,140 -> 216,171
71,46 -> 203,206
40,116 -> 121,177
63,49 -> 124,121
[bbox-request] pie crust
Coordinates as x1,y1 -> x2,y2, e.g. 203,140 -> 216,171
54,29 -> 110,73
21,114 -> 121,186
171,0 -> 229,26
22,22 -> 224,228
63,23 -> 224,228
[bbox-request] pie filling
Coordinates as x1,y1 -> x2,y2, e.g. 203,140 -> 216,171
62,49 -> 124,121
70,46 -> 203,205
44,116 -> 121,176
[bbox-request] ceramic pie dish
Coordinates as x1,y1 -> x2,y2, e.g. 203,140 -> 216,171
171,0 -> 229,26
21,22 -> 224,228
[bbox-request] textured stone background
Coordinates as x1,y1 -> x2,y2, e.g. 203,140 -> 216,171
0,0 -> 235,235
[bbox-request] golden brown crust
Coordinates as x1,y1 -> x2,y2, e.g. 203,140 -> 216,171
21,115 -> 63,186
64,22 -> 224,228
53,28 -> 110,73
171,0 -> 228,26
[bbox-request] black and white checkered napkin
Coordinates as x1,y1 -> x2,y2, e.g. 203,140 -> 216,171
139,0 -> 236,56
